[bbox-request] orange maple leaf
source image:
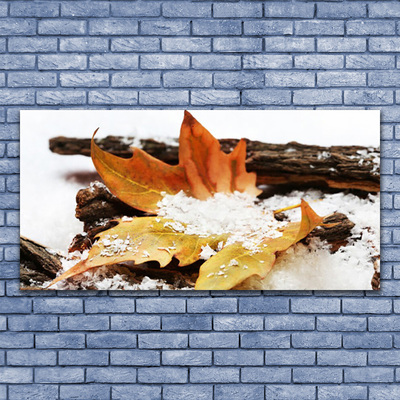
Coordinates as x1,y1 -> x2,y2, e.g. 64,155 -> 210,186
92,110 -> 261,213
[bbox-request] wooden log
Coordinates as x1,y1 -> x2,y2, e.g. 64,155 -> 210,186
49,136 -> 380,192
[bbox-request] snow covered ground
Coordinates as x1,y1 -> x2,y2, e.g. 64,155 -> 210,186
20,110 -> 380,290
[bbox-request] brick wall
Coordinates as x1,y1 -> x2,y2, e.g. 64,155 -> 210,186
0,1 -> 399,399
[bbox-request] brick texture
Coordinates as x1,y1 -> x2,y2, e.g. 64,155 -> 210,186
0,0 -> 397,398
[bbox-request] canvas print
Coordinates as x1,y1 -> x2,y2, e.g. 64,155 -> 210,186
20,110 -> 380,291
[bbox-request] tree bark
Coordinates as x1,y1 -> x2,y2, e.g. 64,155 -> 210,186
49,136 -> 380,192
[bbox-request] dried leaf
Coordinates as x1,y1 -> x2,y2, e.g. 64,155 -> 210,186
195,199 -> 324,290
49,217 -> 227,287
92,111 -> 260,213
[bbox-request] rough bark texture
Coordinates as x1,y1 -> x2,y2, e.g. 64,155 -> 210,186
50,136 -> 380,192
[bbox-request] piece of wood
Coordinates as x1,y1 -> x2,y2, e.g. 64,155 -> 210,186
49,136 -> 380,192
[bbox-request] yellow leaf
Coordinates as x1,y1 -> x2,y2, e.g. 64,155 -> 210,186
195,199 -> 324,290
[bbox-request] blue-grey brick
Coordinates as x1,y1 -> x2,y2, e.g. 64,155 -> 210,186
141,20 -> 190,36
265,72 -> 314,88
190,367 -> 239,383
0,297 -> 31,313
344,333 -> 392,349
294,89 -> 342,105
347,55 -> 395,70
0,316 -> 5,330
239,297 -> 289,313
318,3 -> 366,19
318,38 -> 366,53
370,71 -> 400,87
0,55 -> 35,70
89,19 -> 138,35
59,350 -> 109,366
292,297 -> 340,313
343,299 -> 391,314
193,20 -> 241,36
370,38 -> 400,53
7,349 -> 56,366
0,3 -> 6,17
86,367 -> 136,383
112,71 -> 160,89
394,265 -> 400,278
215,385 -> 264,400
136,297 -> 185,313
369,350 -> 400,366
292,333 -> 341,349
162,315 -> 211,331
369,316 -> 400,331
162,38 -> 210,53
89,89 -> 138,105
0,332 -> 33,348
242,367 -> 291,383
318,385 -> 367,400
87,332 -> 137,349
8,385 -> 58,400
369,2 -> 400,18
139,333 -> 187,349
162,350 -> 211,366
295,55 -> 344,69
0,367 -> 32,383
192,55 -> 241,70
39,19 -> 86,35
6,144 -> 19,159
213,3 -> 262,18
293,367 -> 342,383
112,385 -> 161,400
33,298 -> 82,313
345,367 -> 393,383
138,367 -> 187,383
0,262 -> 19,279
61,2 -> 109,17
60,385 -> 110,400
85,298 -> 135,313
214,38 -> 262,53
190,332 -> 238,348
163,385 -> 212,400
0,19 -> 36,36
164,71 -> 211,88
265,2 -> 314,18
265,385 -> 315,400
35,367 -> 84,383
242,89 -> 291,105
9,37 -> 57,53
214,350 -> 263,366
187,298 -> 237,313
214,315 -> 263,331
8,315 -> 57,331
8,72 -> 56,88
0,74 -> 4,87
191,90 -> 239,106
38,55 -> 87,70
60,38 -> 108,53
317,316 -> 366,331
347,20 -> 395,36
0,89 -> 34,106
111,315 -> 160,330
111,38 -> 160,52
112,2 -> 160,17
140,90 -> 188,106
60,315 -> 109,331
345,89 -> 393,105
265,315 -> 314,331
60,72 -> 109,88
318,71 -> 366,87
382,229 -> 392,244
318,350 -> 366,366
265,350 -> 315,365
295,20 -> 344,36
110,350 -> 159,366
37,90 -> 86,105
141,54 -> 189,70
241,332 -> 290,349
90,54 -> 138,70
10,2 -> 59,17
163,2 -> 210,18
0,196 -> 19,211
265,37 -> 314,52
244,21 -> 292,36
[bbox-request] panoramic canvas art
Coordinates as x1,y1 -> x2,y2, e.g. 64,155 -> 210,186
20,110 -> 380,291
